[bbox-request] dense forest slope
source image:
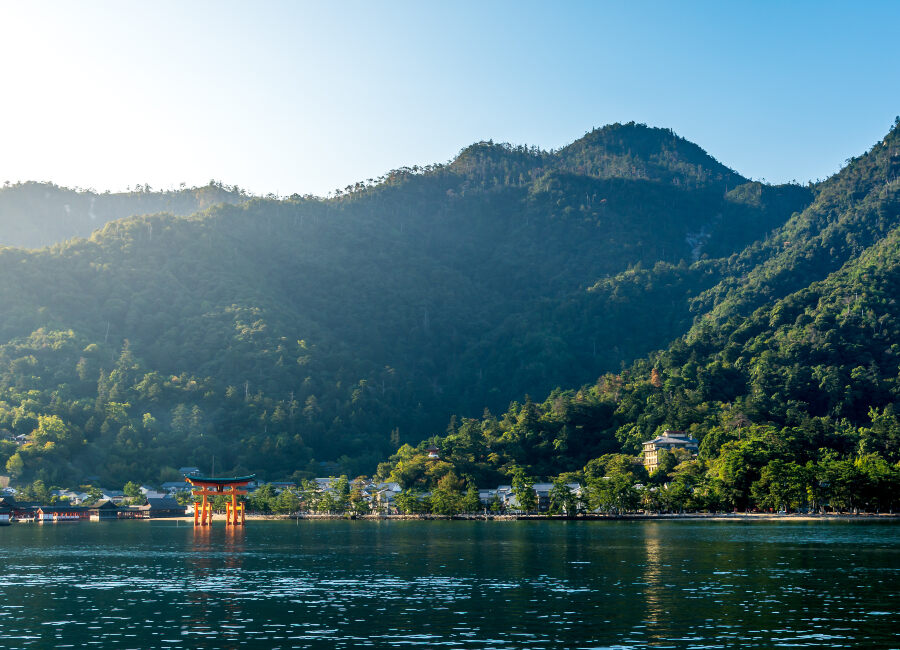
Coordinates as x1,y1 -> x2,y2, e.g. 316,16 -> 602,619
0,181 -> 248,248
376,120 -> 900,513
0,123 -> 818,487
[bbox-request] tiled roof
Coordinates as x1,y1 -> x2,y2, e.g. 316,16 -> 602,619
147,497 -> 184,509
644,434 -> 698,446
161,481 -> 192,489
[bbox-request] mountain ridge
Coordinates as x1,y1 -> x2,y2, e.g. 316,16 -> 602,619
0,181 -> 250,249
372,119 -> 900,504
0,121 -> 852,489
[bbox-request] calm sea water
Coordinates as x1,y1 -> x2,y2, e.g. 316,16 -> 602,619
0,519 -> 898,648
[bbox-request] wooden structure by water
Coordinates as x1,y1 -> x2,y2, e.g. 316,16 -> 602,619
186,475 -> 255,526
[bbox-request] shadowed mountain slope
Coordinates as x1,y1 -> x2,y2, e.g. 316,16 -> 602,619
0,123 -> 815,486
373,121 -> 900,493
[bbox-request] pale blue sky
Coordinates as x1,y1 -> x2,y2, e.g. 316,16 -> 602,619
1,1 -> 898,196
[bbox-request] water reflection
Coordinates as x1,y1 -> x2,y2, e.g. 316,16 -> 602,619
641,521 -> 667,643
0,521 -> 898,648
184,525 -> 247,649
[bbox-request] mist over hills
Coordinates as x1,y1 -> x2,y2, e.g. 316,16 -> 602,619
6,120 -> 896,491
0,181 -> 249,249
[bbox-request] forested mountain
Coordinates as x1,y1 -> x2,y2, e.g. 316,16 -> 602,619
555,122 -> 746,191
692,122 -> 900,324
376,119 -> 900,513
0,121 -> 830,490
0,181 -> 249,248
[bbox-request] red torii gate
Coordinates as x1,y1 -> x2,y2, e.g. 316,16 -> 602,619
186,475 -> 255,526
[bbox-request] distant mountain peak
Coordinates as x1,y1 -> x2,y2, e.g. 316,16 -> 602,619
443,122 -> 746,193
556,121 -> 745,190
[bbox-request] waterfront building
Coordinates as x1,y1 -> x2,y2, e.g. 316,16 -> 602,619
140,497 -> 187,518
478,488 -> 495,503
36,505 -> 88,522
90,500 -> 121,520
642,430 -> 699,473
533,483 -> 553,511
495,485 -> 513,507
477,482 -> 584,512
101,490 -> 126,504
1,497 -> 40,520
371,482 -> 401,512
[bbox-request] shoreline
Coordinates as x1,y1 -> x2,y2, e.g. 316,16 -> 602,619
160,512 -> 900,523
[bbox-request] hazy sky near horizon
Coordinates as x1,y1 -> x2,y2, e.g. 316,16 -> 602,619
1,1 -> 898,197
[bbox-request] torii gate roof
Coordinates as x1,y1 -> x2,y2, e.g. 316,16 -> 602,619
186,474 -> 256,486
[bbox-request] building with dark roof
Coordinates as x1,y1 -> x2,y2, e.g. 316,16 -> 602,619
89,500 -> 121,520
140,497 -> 187,518
36,505 -> 90,522
161,480 -> 192,493
642,430 -> 699,473
0,497 -> 40,520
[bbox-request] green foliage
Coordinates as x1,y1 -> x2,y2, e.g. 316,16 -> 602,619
15,479 -> 51,504
374,121 -> 900,513
82,486 -> 103,506
4,119 -> 900,515
349,477 -> 370,515
461,485 -> 483,514
395,489 -> 426,514
247,483 -> 276,513
122,480 -> 146,505
0,123 -> 812,488
275,488 -> 301,515
548,477 -> 577,515
511,467 -> 537,513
